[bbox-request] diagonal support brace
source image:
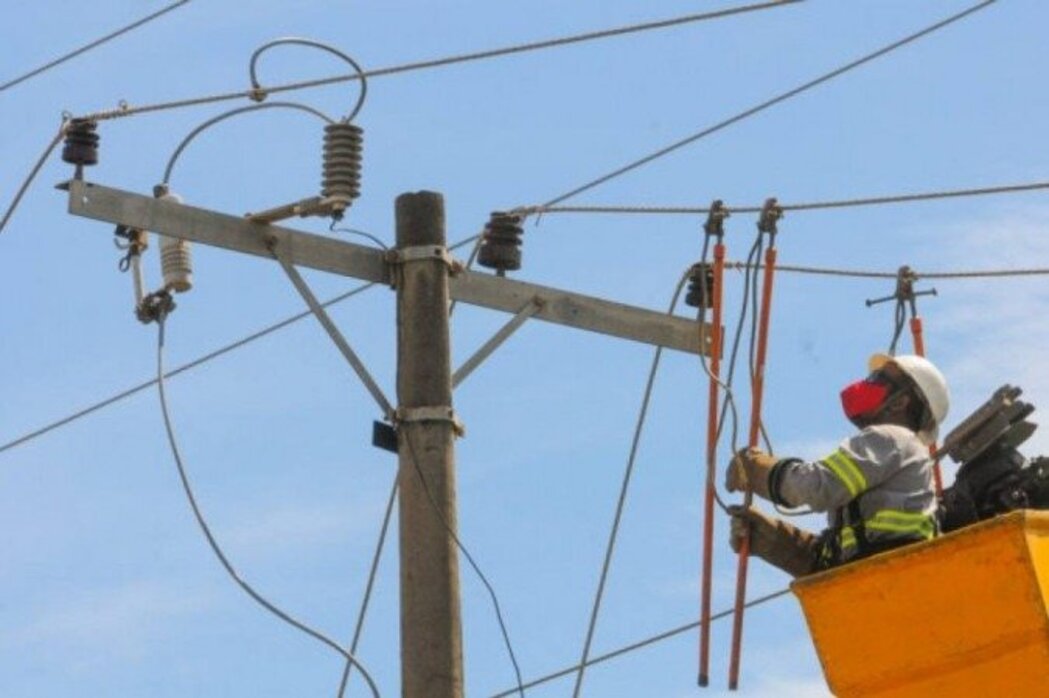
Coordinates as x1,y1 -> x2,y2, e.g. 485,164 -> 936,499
271,242 -> 395,420
452,297 -> 543,389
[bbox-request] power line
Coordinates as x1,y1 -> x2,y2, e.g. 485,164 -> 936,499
537,0 -> 999,209
0,1 -> 193,94
0,125 -> 65,236
337,478 -> 399,698
489,588 -> 791,698
516,181 -> 1049,217
0,282 -> 377,456
154,311 -> 382,698
726,261 -> 1049,280
400,429 -> 526,697
571,271 -> 689,697
72,1 -> 803,123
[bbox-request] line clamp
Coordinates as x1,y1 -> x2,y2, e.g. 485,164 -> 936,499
394,405 -> 466,437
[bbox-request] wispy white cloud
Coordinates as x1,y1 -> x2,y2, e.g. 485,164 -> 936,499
2,579 -> 212,665
928,205 -> 1049,455
220,500 -> 382,555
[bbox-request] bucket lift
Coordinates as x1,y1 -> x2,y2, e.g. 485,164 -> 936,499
792,386 -> 1049,696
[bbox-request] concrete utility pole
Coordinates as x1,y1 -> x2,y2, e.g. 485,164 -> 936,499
394,192 -> 464,698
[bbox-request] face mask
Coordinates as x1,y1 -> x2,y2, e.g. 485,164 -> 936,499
840,377 -> 891,424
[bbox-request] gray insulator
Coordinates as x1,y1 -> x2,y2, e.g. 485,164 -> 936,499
322,123 -> 363,216
62,119 -> 99,167
479,212 -> 524,273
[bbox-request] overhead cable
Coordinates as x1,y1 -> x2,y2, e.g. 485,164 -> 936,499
0,1 -> 193,94
72,1 -> 803,123
0,125 -> 65,236
516,180 -> 1049,217
726,262 -> 1049,280
0,235 -> 481,457
400,429 -> 526,697
272,250 -> 394,418
0,282 -> 377,456
337,478 -> 399,698
571,270 -> 689,697
154,312 -> 382,698
6,234 -> 1048,462
489,588 -> 791,698
536,0 -> 998,209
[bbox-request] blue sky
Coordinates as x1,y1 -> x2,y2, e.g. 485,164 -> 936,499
3,1 -> 1049,696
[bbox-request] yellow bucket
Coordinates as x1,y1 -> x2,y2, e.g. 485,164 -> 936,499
792,510 -> 1049,696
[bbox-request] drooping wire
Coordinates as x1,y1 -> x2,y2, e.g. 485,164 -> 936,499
536,0 -> 999,210
488,588 -> 791,698
716,237 -> 763,459
153,310 -> 382,698
330,219 -> 389,250
570,270 -> 689,697
72,1 -> 803,123
249,38 -> 368,123
0,122 -> 66,236
0,0 -> 193,94
162,102 -> 333,184
695,233 -> 741,515
888,295 -> 907,355
337,477 -> 399,698
399,429 -> 526,698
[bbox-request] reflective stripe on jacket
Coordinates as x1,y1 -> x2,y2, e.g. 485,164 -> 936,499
774,424 -> 936,562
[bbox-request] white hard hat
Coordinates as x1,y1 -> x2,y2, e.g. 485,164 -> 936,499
869,353 -> 950,444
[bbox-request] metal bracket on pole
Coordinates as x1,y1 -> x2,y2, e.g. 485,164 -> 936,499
394,405 -> 465,438
271,242 -> 395,421
452,297 -> 543,389
386,244 -> 463,274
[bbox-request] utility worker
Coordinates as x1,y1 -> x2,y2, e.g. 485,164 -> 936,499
725,354 -> 950,577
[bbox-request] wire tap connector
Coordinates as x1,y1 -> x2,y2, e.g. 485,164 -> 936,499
865,265 -> 937,310
704,199 -> 730,239
757,197 -> 783,237
137,289 -> 176,325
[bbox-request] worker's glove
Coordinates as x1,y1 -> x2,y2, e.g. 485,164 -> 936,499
725,448 -> 777,500
727,505 -> 818,578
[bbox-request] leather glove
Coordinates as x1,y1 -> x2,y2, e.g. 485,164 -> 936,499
725,448 -> 777,500
727,505 -> 819,578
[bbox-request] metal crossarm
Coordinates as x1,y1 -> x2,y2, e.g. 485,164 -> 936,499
64,180 -> 716,356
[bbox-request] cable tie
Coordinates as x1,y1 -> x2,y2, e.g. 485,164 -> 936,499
394,405 -> 466,437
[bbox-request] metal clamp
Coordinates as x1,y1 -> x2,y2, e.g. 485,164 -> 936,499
386,245 -> 463,275
394,405 -> 466,437
703,199 -> 730,239
757,197 -> 783,236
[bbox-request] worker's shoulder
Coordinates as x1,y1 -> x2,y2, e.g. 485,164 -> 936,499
851,424 -> 926,456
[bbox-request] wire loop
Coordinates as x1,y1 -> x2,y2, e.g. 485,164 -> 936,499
249,38 -> 368,123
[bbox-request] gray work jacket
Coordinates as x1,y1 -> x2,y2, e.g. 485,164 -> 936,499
772,424 -> 937,561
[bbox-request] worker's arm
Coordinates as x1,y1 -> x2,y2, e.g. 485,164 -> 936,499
768,426 -> 905,512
